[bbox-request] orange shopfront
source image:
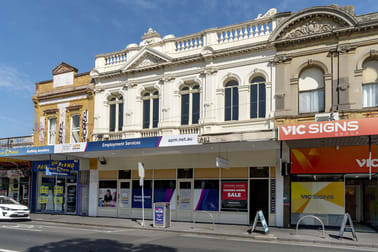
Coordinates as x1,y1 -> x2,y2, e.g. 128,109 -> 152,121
279,118 -> 378,230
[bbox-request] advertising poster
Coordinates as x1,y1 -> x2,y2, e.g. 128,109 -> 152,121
291,145 -> 378,174
119,188 -> 130,208
179,189 -> 192,210
154,188 -> 176,210
98,188 -> 117,207
193,189 -> 219,211
154,206 -> 164,225
39,185 -> 49,204
132,188 -> 152,208
221,182 -> 247,210
291,182 -> 344,215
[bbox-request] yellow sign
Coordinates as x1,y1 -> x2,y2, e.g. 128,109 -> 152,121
40,196 -> 48,204
40,186 -> 49,195
291,182 -> 344,215
54,197 -> 63,204
54,186 -> 63,195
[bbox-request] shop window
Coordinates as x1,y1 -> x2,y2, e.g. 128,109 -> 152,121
180,84 -> 200,125
39,177 -> 65,212
132,180 -> 152,208
224,80 -> 239,121
118,170 -> 131,180
194,180 -> 219,211
177,168 -> 193,179
298,67 -> 325,113
98,180 -> 117,207
142,90 -> 159,129
250,167 -> 269,178
108,95 -> 124,132
362,59 -> 378,107
154,180 -> 176,205
250,76 -> 266,118
70,114 -> 80,143
48,117 -> 57,145
221,180 -> 248,212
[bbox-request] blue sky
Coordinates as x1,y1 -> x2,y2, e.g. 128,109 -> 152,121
0,0 -> 377,138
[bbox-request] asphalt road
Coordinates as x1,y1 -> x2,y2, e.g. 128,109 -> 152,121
0,221 -> 374,252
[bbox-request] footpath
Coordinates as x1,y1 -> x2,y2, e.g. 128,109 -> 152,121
30,213 -> 377,250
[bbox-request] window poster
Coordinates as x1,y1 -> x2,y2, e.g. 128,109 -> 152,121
119,188 -> 130,208
221,182 -> 248,210
193,189 -> 219,211
39,185 -> 49,204
132,188 -> 152,208
154,188 -> 176,209
179,189 -> 192,210
98,188 -> 117,207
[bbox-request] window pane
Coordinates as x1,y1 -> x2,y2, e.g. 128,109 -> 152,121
153,98 -> 159,128
194,180 -> 219,211
250,85 -> 257,118
181,94 -> 189,125
258,83 -> 266,118
154,180 -> 176,203
72,115 -> 80,129
49,118 -> 56,145
225,88 -> 231,121
143,100 -> 150,129
109,104 -> 116,131
363,83 -> 378,107
118,103 -> 123,131
251,76 -> 265,83
232,87 -> 239,120
299,92 -> 311,113
311,89 -> 324,112
192,92 -> 200,124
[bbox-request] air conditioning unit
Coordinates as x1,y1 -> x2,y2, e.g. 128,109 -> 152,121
315,112 -> 339,122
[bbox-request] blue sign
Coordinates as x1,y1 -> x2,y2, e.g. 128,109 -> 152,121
86,137 -> 161,152
132,188 -> 152,208
33,160 -> 79,176
155,206 -> 164,225
0,146 -> 54,157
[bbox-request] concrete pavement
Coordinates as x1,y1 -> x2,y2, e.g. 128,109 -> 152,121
29,213 -> 377,250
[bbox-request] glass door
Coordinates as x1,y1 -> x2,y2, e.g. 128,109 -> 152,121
65,183 -> 77,214
118,180 -> 131,218
177,180 -> 193,221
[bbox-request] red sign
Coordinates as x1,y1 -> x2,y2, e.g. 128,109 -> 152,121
291,145 -> 378,174
222,183 -> 247,200
278,117 -> 378,140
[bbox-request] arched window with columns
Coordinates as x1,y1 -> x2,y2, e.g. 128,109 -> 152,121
250,76 -> 266,118
143,90 -> 159,129
180,84 -> 200,125
108,94 -> 123,132
298,67 -> 325,113
362,58 -> 378,108
224,79 -> 239,121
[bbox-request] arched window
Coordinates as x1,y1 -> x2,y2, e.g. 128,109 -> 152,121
362,59 -> 378,107
108,95 -> 123,132
298,67 -> 325,113
180,84 -> 200,125
70,114 -> 80,143
143,90 -> 159,129
250,76 -> 266,118
224,80 -> 239,121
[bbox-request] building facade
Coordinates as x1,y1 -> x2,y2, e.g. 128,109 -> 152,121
272,5 -> 378,229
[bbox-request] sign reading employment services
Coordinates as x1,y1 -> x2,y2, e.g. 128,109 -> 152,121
0,145 -> 54,157
278,117 -> 378,141
86,137 -> 161,152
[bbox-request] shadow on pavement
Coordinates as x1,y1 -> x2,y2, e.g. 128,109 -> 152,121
27,238 -> 177,252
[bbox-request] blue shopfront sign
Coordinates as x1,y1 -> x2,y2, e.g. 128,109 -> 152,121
86,137 -> 161,152
33,160 -> 79,176
0,146 -> 54,157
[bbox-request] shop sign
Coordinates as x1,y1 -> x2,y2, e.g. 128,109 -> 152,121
278,117 -> 378,140
0,146 -> 54,157
54,143 -> 87,153
132,188 -> 152,208
291,182 -> 344,215
159,134 -> 199,147
33,160 -> 79,176
86,137 -> 160,152
221,182 -> 247,210
291,146 -> 378,174
0,169 -> 24,178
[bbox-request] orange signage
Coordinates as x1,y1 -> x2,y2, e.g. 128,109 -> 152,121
291,145 -> 378,174
278,117 -> 378,140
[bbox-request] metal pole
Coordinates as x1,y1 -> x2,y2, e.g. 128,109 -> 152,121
369,136 -> 372,181
141,182 -> 145,227
280,141 -> 283,176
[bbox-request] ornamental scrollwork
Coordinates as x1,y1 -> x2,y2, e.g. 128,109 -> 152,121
285,21 -> 335,39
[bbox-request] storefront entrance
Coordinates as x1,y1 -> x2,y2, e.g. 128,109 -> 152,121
249,179 -> 269,224
118,180 -> 131,218
177,180 -> 193,221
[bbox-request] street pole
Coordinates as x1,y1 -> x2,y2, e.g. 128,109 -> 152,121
138,162 -> 145,227
141,179 -> 144,227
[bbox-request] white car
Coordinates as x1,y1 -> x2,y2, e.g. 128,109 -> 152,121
0,196 -> 30,220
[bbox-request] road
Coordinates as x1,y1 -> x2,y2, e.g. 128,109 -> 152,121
0,221 -> 374,252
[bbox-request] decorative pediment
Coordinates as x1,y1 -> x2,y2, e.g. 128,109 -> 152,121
52,62 -> 78,75
123,47 -> 172,71
284,20 -> 336,39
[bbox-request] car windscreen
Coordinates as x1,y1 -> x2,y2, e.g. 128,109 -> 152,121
0,198 -> 18,204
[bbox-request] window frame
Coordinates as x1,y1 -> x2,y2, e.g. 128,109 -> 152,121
108,95 -> 124,132
250,76 -> 266,119
142,90 -> 159,129
47,117 -> 57,145
224,80 -> 239,121
298,67 -> 325,114
180,84 -> 200,125
70,114 -> 80,143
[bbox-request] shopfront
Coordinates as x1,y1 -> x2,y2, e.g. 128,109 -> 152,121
32,160 -> 79,214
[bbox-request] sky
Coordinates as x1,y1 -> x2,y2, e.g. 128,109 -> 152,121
0,0 -> 377,138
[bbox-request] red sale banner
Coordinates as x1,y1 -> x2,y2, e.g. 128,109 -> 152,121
222,183 -> 247,200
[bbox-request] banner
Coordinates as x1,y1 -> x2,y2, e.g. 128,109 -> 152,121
291,145 -> 378,174
33,160 -> 79,176
132,188 -> 152,208
98,188 -> 117,207
0,146 -> 54,157
86,137 -> 161,152
291,182 -> 344,215
159,134 -> 199,147
279,117 -> 378,140
221,182 -> 247,210
54,143 -> 87,153
39,116 -> 45,143
82,110 -> 88,142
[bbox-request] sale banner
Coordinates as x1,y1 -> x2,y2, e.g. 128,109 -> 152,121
222,183 -> 247,200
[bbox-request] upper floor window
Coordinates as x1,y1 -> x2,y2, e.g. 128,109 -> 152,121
225,80 -> 239,121
298,67 -> 324,113
109,95 -> 123,132
48,117 -> 56,145
180,84 -> 200,125
250,76 -> 266,118
362,59 -> 378,108
143,90 -> 159,129
70,114 -> 80,143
